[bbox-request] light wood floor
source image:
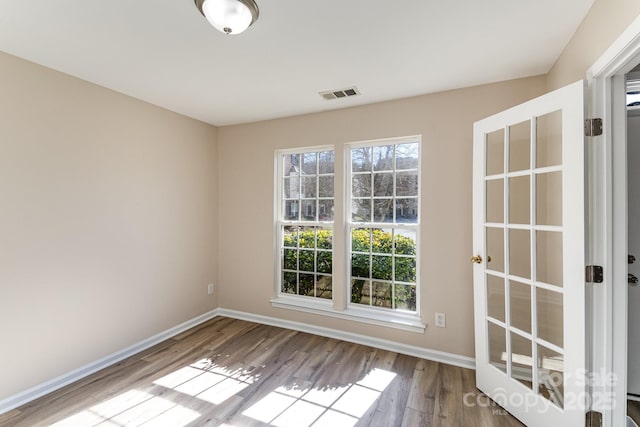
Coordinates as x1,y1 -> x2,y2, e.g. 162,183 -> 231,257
0,317 -> 524,427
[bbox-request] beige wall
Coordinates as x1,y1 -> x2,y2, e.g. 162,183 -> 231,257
547,0 -> 640,90
217,76 -> 547,358
0,52 -> 219,400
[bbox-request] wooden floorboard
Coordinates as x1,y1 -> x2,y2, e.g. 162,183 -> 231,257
629,399 -> 640,426
3,317 -> 524,427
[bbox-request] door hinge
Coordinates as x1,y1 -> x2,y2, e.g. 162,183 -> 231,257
585,118 -> 603,137
586,265 -> 604,283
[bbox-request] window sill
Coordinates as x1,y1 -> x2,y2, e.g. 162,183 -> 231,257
270,296 -> 426,333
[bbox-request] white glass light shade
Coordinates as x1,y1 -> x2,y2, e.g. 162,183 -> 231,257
199,0 -> 258,35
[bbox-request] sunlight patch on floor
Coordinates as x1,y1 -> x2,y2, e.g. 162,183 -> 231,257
242,367 -> 396,426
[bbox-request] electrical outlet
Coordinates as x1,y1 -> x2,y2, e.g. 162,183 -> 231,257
207,283 -> 214,294
435,312 -> 446,328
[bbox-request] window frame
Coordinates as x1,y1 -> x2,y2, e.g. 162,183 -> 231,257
275,145 -> 335,306
346,136 -> 421,316
272,138 -> 424,333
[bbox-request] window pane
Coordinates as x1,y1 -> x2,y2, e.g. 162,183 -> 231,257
319,151 -> 334,174
283,249 -> 297,270
351,279 -> 370,305
486,179 -> 504,223
374,173 -> 394,197
299,249 -> 314,272
299,228 -> 315,248
374,199 -> 394,223
487,274 -> 505,322
395,257 -> 416,282
301,176 -> 317,198
352,174 -> 371,197
299,274 -> 314,296
394,229 -> 417,255
396,171 -> 418,197
284,200 -> 299,220
352,199 -> 371,222
395,143 -> 419,170
284,177 -> 299,199
489,322 -> 507,374
373,145 -> 394,171
509,229 -> 531,279
509,120 -> 531,172
351,253 -> 370,278
536,110 -> 562,168
396,198 -> 418,223
318,199 -> 334,221
510,280 -> 531,333
537,287 -> 563,348
537,344 -> 564,408
316,275 -> 332,299
282,272 -> 297,294
536,172 -> 562,226
395,284 -> 416,311
372,281 -> 392,307
317,251 -> 332,274
536,231 -> 563,287
284,154 -> 300,176
352,228 -> 371,252
509,175 -> 530,225
317,228 -> 332,249
318,176 -> 334,198
352,147 -> 372,172
371,255 -> 392,280
486,129 -> 504,176
301,200 -> 316,221
302,152 -> 317,174
511,333 -> 533,389
371,229 -> 392,254
283,226 -> 298,247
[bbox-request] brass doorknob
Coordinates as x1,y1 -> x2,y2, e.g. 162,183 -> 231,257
470,255 -> 483,264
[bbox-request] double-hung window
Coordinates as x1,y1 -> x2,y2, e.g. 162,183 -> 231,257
348,139 -> 420,312
278,148 -> 335,300
275,136 -> 421,328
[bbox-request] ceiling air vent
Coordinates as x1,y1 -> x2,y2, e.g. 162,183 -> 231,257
319,86 -> 361,100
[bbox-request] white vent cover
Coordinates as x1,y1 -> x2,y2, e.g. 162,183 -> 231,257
319,86 -> 360,100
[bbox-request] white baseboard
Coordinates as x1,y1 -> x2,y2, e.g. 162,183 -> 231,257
217,308 -> 476,370
0,308 -> 221,416
1,307 -> 476,416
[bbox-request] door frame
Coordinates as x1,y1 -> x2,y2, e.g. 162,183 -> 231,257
587,14 -> 640,427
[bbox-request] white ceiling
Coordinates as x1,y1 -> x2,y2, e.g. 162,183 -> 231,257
0,0 -> 595,126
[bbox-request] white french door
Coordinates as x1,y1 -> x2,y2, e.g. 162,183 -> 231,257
472,81 -> 587,426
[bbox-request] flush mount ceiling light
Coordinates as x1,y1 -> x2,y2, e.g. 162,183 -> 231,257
194,0 -> 259,35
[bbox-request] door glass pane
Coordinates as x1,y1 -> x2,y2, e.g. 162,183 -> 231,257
536,110 -> 562,168
509,229 -> 531,279
489,322 -> 507,374
509,175 -> 530,224
536,172 -> 562,226
486,227 -> 504,273
486,179 -> 504,223
509,120 -> 531,172
536,231 -> 563,287
537,287 -> 564,348
537,344 -> 564,409
487,274 -> 505,322
510,280 -> 531,333
511,332 -> 533,389
486,129 -> 505,176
